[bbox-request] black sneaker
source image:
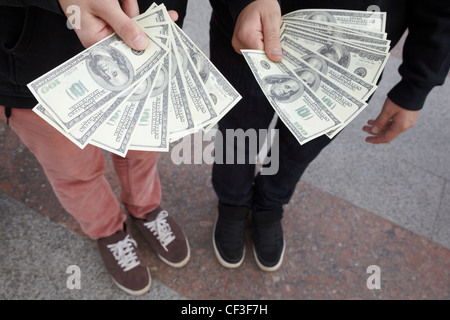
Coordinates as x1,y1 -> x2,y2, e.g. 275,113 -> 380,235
252,209 -> 285,272
213,204 -> 250,268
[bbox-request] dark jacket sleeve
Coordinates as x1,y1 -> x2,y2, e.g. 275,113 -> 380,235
0,0 -> 63,14
0,0 -> 189,22
228,0 -> 257,24
387,0 -> 450,110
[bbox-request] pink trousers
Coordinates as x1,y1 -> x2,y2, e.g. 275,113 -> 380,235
1,106 -> 162,239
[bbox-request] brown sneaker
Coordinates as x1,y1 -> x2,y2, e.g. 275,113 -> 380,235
97,229 -> 151,296
132,207 -> 190,268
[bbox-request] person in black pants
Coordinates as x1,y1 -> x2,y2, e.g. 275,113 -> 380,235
209,0 -> 450,271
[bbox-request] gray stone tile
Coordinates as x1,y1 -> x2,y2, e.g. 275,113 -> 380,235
0,191 -> 186,300
433,181 -> 450,248
304,146 -> 445,244
302,57 -> 450,248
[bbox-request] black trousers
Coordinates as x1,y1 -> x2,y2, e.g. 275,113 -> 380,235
209,19 -> 335,213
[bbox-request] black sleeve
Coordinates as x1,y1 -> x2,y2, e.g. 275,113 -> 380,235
228,0 -> 256,23
387,0 -> 450,110
0,0 -> 63,13
0,0 -> 189,22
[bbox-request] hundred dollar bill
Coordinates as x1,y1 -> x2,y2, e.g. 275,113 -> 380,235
281,36 -> 377,101
137,3 -> 197,141
30,2 -> 242,154
33,88 -> 132,149
167,43 -> 196,140
33,103 -> 87,148
135,3 -> 169,27
170,24 -> 218,130
282,21 -> 390,53
283,9 -> 387,32
282,49 -> 368,138
282,17 -> 388,40
89,68 -> 161,157
135,3 -> 171,41
282,24 -> 389,54
172,23 -> 242,133
129,58 -> 169,151
242,50 -> 341,144
27,32 -> 168,132
281,28 -> 389,84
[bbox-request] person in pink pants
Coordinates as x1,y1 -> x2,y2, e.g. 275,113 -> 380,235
0,0 -> 190,296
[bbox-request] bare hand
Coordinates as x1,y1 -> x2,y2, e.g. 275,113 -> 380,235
232,0 -> 282,62
59,0 -> 179,49
59,0 -> 149,49
363,98 -> 420,144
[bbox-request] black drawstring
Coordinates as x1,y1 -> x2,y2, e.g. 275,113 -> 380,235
5,107 -> 11,126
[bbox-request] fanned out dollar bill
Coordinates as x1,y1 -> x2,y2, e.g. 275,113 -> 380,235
28,3 -> 241,157
242,8 -> 390,143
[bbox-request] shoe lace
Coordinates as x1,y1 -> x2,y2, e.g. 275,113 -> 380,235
107,235 -> 140,272
217,218 -> 246,249
257,223 -> 283,253
144,210 -> 175,252
259,229 -> 283,252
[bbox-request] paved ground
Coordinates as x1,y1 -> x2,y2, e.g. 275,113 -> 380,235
1,1 -> 449,300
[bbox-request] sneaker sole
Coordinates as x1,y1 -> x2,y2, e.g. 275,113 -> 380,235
212,218 -> 245,269
111,267 -> 152,296
158,238 -> 191,268
253,239 -> 285,272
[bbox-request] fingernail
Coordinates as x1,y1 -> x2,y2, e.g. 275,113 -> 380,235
133,33 -> 148,50
271,48 -> 282,57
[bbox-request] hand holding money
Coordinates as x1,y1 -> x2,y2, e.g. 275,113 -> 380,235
232,0 -> 283,62
59,0 -> 149,50
28,3 -> 241,157
240,7 -> 391,144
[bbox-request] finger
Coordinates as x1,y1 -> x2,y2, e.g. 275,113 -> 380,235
365,135 -> 386,144
365,121 -> 401,144
363,118 -> 391,134
168,10 -> 179,22
362,125 -> 374,135
232,22 -> 264,54
369,108 -> 394,135
99,4 -> 148,50
232,4 -> 265,54
365,130 -> 398,144
261,12 -> 282,62
362,120 -> 375,133
121,0 -> 140,18
74,19 -> 113,48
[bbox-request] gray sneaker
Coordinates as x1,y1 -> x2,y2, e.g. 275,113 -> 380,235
133,207 -> 190,268
97,229 -> 151,295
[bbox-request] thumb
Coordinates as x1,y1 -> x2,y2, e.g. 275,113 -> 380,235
261,12 -> 282,62
103,7 -> 149,51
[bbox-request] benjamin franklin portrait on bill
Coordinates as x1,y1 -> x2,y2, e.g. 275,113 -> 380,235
262,74 -> 304,103
87,45 -> 134,91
